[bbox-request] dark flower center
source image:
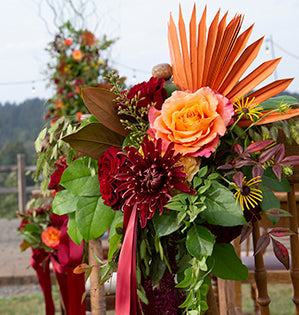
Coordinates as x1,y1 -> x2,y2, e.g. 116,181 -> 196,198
143,164 -> 164,190
242,107 -> 249,114
242,185 -> 251,196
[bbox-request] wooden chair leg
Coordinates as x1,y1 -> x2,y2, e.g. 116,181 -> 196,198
288,183 -> 299,314
252,221 -> 271,315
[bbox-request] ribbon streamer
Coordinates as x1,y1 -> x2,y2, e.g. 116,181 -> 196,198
30,218 -> 85,315
115,204 -> 139,315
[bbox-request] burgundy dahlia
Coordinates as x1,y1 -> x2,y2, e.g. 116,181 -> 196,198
116,136 -> 195,228
98,146 -> 127,210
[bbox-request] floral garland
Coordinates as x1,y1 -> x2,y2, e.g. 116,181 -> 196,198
46,4 -> 299,315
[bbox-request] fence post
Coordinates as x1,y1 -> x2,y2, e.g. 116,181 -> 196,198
17,154 -> 26,213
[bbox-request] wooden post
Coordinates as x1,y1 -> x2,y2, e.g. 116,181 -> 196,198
252,221 -> 271,315
17,154 -> 26,213
232,237 -> 242,315
217,279 -> 237,315
288,182 -> 299,314
88,238 -> 106,315
205,281 -> 220,315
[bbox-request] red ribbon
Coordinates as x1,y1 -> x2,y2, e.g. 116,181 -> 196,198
115,204 -> 139,315
30,249 -> 55,315
30,218 -> 85,315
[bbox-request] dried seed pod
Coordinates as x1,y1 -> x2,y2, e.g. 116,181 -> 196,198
152,63 -> 172,80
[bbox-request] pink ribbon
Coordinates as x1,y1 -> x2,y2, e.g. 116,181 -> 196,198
115,204 -> 139,315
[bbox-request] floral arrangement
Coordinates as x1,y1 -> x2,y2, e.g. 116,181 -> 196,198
45,20 -> 117,122
45,4 -> 299,315
35,21 -> 122,191
18,176 -> 86,315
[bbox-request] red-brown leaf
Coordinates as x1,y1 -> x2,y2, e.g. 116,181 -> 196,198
269,227 -> 297,237
245,140 -> 274,153
73,263 -> 91,274
264,208 -> 292,218
254,233 -> 270,255
81,88 -> 129,137
240,224 -> 253,244
281,155 -> 299,167
272,238 -> 290,269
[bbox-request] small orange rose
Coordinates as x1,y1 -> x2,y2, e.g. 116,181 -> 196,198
80,31 -> 97,47
149,87 -> 234,158
41,226 -> 60,250
55,99 -> 63,109
72,50 -> 83,62
63,38 -> 73,46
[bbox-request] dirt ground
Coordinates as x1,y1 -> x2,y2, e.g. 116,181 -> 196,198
0,218 -> 39,297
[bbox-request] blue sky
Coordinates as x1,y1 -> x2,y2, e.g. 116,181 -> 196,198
1,0 -> 299,103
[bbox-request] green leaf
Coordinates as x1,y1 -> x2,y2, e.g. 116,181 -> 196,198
176,267 -> 193,288
150,255 -> 166,286
260,95 -> 298,110
35,127 -> 47,152
186,225 -> 215,258
197,166 -> 208,178
262,168 -> 290,192
67,212 -> 83,245
76,196 -> 115,242
164,84 -> 179,98
201,181 -> 246,226
62,122 -> 124,160
207,243 -> 248,281
108,223 -> 122,260
52,190 -> 79,215
153,210 -> 180,237
60,158 -> 100,197
108,211 -> 124,240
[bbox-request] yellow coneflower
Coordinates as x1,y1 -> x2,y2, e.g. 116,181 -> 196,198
233,174 -> 263,211
234,96 -> 263,121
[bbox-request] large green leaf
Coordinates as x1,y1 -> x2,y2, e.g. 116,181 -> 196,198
60,158 -> 100,197
81,88 -> 129,137
207,243 -> 248,281
76,196 -> 115,242
67,212 -> 83,245
62,122 -> 124,160
200,181 -> 246,226
153,210 -> 181,237
186,225 -> 215,258
52,190 -> 79,215
262,168 -> 290,192
260,95 -> 298,110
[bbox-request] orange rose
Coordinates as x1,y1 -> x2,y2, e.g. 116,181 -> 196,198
80,31 -> 97,46
72,50 -> 83,62
63,38 -> 73,46
148,87 -> 234,158
41,226 -> 61,250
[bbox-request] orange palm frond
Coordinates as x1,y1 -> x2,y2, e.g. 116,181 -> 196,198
168,5 -> 293,102
238,108 -> 299,127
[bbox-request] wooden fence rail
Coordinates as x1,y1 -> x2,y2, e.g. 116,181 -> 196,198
0,154 -> 38,213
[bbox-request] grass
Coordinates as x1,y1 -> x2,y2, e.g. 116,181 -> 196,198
0,283 -> 295,314
242,283 -> 295,315
0,291 -> 59,315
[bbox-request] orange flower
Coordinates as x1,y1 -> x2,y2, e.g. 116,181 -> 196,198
72,50 -> 83,62
76,112 -> 83,122
149,87 -> 234,157
41,226 -> 61,250
55,99 -> 63,109
80,31 -> 97,46
63,38 -> 73,46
